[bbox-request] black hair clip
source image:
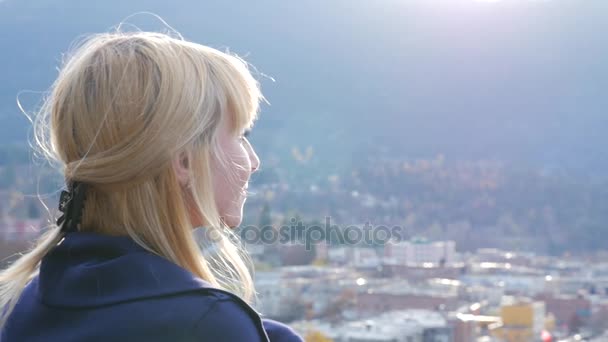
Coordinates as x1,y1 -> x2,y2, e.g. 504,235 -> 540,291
57,181 -> 88,233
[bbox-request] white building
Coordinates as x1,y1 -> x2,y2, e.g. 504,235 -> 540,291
338,310 -> 450,342
255,266 -> 358,321
254,271 -> 284,318
353,247 -> 381,268
385,238 -> 455,266
328,247 -> 351,265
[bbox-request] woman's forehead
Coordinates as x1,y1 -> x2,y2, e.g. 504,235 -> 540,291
223,107 -> 253,133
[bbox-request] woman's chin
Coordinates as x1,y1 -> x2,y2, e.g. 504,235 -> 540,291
220,198 -> 246,228
226,220 -> 242,229
223,213 -> 243,228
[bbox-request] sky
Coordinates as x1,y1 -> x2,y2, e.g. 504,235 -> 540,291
0,0 -> 606,177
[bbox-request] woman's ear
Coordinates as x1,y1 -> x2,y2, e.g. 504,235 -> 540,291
172,152 -> 190,187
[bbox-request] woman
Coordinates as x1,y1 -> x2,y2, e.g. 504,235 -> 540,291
0,31 -> 302,341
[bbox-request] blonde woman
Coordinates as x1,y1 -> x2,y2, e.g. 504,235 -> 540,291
0,31 -> 302,341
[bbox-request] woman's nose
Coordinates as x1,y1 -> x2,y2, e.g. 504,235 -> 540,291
246,141 -> 260,172
250,150 -> 260,172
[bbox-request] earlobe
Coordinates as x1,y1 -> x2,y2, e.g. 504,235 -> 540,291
172,153 -> 190,187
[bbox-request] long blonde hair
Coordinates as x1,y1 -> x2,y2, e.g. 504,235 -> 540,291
0,30 -> 264,328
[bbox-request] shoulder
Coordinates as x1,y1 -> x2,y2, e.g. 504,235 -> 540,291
188,294 -> 304,342
263,319 -> 304,342
189,290 -> 268,341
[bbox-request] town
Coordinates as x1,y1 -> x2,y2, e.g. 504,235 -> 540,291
246,235 -> 608,341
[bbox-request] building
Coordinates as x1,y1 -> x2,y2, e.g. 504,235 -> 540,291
385,238 -> 455,266
383,263 -> 464,281
356,280 -> 459,315
254,271 -> 284,318
491,297 -> 546,342
338,310 -> 451,342
255,266 -> 360,321
535,293 -> 591,331
352,247 -> 381,268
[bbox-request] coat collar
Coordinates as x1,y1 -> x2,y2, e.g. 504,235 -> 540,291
38,232 -> 216,308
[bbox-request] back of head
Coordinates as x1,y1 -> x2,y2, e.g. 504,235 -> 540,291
1,30 -> 264,327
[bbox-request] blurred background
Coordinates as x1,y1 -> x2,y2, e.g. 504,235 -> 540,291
1,0 -> 607,341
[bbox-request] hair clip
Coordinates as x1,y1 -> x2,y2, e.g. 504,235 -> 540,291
57,181 -> 88,233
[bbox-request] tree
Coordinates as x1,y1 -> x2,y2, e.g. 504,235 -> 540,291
259,202 -> 272,228
258,202 -> 273,245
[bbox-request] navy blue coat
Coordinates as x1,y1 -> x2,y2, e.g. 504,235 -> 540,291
1,232 -> 303,341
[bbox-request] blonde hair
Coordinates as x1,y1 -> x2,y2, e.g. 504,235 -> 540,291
0,31 -> 264,327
